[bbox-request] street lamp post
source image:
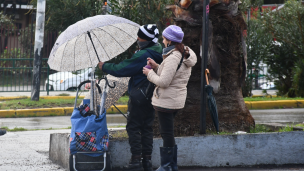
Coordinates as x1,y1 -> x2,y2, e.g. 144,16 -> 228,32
31,0 -> 46,101
200,0 -> 210,134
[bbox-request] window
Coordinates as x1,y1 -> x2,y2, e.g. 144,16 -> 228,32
264,0 -> 285,4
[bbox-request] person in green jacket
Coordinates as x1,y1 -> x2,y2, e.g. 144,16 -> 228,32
98,24 -> 163,171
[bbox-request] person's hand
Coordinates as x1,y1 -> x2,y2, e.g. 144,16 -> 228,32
143,67 -> 151,76
98,62 -> 104,70
147,58 -> 158,69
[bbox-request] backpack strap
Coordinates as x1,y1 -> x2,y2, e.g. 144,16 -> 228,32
176,50 -> 185,71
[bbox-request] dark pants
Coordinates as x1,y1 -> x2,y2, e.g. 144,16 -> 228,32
157,111 -> 178,147
126,99 -> 155,156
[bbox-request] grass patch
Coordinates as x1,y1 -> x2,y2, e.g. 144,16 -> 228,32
294,123 -> 304,128
116,95 -> 129,105
278,125 -> 293,132
1,126 -> 28,132
57,93 -> 70,96
250,124 -> 272,133
0,97 -> 83,110
110,130 -> 128,139
244,97 -> 304,101
205,124 -> 296,135
1,126 -> 73,132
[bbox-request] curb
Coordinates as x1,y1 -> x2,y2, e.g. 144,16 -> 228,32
0,105 -> 128,118
0,96 -> 85,101
1,99 -> 304,118
245,100 -> 304,109
50,131 -> 304,170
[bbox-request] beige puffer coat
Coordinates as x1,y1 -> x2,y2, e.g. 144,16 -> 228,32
147,46 -> 197,109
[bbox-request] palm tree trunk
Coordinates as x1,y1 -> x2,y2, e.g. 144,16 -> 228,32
153,0 -> 255,136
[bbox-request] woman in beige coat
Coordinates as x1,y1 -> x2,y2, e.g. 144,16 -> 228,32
143,25 -> 197,171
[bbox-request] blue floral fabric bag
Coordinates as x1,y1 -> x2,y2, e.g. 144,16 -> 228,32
69,99 -> 109,157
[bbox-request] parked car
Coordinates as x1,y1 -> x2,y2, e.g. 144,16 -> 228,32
260,82 -> 276,90
45,68 -> 92,91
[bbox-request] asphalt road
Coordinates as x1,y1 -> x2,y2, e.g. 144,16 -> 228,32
250,108 -> 304,124
1,109 -> 304,130
0,114 -> 127,130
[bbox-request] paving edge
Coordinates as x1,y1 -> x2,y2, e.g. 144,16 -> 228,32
0,105 -> 128,118
1,100 -> 304,118
0,96 -> 85,101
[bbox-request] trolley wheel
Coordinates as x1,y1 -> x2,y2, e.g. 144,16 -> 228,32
69,154 -> 74,171
69,152 -> 112,171
105,152 -> 112,171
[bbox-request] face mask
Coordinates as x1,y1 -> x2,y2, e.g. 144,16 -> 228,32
137,40 -> 151,49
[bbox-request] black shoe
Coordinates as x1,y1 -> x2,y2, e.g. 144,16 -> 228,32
155,147 -> 174,171
0,129 -> 6,136
123,155 -> 143,171
142,155 -> 152,171
171,145 -> 178,171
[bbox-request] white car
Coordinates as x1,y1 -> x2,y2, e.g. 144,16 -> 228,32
260,82 -> 276,90
45,68 -> 92,91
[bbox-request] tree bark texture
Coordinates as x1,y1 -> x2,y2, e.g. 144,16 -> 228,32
153,0 -> 255,136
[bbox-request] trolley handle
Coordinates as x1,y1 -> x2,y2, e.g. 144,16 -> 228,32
77,80 -> 101,94
98,76 -> 116,88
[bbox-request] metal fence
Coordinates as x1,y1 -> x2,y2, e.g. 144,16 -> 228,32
0,22 -> 94,93
0,21 -> 275,92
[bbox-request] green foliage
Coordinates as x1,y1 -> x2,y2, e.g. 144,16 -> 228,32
108,0 -> 173,32
263,0 -> 304,55
18,25 -> 35,59
264,42 -> 298,97
261,0 -> 304,97
250,124 -> 272,133
0,98 -> 83,110
294,123 -> 304,128
292,60 -> 304,97
242,18 -> 273,97
1,126 -> 28,132
243,0 -> 304,97
239,0 -> 264,12
0,48 -> 32,68
95,0 -> 174,77
30,0 -> 105,32
0,11 -> 14,27
115,95 -> 129,105
278,125 -> 293,132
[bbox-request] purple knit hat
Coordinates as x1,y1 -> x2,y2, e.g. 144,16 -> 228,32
162,25 -> 184,43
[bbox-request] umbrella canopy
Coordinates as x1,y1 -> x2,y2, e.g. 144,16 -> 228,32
205,69 -> 219,133
48,15 -> 140,71
83,75 -> 130,110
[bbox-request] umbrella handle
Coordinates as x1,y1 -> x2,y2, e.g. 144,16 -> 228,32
205,69 -> 209,85
98,76 -> 116,88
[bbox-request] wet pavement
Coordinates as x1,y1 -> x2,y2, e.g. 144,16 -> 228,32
0,130 -> 69,171
1,109 -> 304,130
0,108 -> 304,170
250,108 -> 304,124
0,114 -> 127,129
